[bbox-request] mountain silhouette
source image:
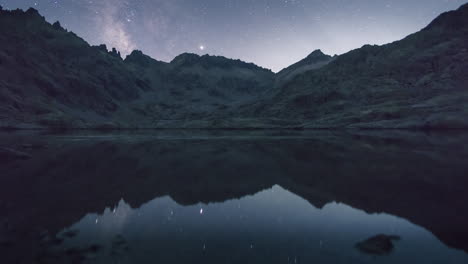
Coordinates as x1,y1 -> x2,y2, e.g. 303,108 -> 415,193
0,3 -> 467,129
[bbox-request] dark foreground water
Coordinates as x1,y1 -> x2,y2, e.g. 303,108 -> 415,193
1,130 -> 468,264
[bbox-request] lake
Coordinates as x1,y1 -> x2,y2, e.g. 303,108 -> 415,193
1,130 -> 468,263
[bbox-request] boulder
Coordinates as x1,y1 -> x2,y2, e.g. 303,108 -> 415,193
355,234 -> 401,255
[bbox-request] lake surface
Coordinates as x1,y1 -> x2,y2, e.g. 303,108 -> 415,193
1,130 -> 468,263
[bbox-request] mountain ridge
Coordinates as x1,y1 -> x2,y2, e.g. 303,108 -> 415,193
1,3 -> 467,129
251,2 -> 468,129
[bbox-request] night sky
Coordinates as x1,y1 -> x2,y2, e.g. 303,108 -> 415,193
1,0 -> 466,72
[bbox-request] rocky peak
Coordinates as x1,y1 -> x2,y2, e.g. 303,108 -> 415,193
0,7 -> 44,21
276,49 -> 333,80
124,50 -> 167,67
25,7 -> 40,16
52,21 -> 65,31
109,48 -> 122,59
127,50 -> 145,58
170,53 -> 201,67
306,49 -> 325,58
170,53 -> 272,74
305,49 -> 332,62
94,44 -> 108,53
23,8 -> 46,21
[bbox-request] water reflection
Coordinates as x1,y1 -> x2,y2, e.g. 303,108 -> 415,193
51,185 -> 467,264
1,130 -> 468,263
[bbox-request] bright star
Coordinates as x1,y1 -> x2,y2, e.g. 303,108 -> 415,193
199,45 -> 205,51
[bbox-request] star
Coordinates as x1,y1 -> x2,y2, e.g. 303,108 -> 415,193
199,45 -> 205,51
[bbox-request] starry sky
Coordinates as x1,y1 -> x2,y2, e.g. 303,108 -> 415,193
1,0 -> 466,72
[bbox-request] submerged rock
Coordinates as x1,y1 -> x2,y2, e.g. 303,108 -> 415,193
355,234 -> 401,255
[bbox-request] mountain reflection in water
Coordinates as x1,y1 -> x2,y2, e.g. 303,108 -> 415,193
1,130 -> 468,264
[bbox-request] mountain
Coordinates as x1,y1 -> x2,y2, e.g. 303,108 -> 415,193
123,51 -> 274,126
275,49 -> 334,85
253,3 -> 468,129
0,3 -> 467,129
0,7 -> 274,129
0,8 -> 150,128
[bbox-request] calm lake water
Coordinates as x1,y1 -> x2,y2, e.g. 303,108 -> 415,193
1,130 -> 468,264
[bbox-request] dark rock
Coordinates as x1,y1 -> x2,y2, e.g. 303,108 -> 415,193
355,234 -> 401,255
95,44 -> 108,53
52,21 -> 63,31
25,8 -> 40,16
109,47 -> 122,59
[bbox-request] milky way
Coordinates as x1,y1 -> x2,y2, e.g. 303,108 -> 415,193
1,0 -> 466,71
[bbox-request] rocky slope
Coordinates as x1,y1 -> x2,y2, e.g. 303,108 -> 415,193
122,51 -> 274,127
253,3 -> 468,129
0,8 -> 145,128
0,7 -> 274,129
0,3 -> 467,129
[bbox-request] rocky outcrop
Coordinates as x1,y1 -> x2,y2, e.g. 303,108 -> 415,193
356,235 -> 401,255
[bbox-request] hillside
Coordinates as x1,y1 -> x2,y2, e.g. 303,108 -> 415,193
252,3 -> 468,129
0,7 -> 274,129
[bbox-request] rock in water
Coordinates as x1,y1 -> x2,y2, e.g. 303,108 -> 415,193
355,234 -> 401,255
